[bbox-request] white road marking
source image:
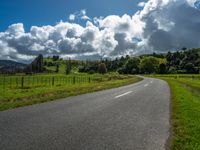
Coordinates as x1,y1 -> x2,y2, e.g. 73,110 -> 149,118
115,91 -> 133,98
144,83 -> 149,87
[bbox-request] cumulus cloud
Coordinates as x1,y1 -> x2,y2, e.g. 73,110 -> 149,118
137,0 -> 200,51
1,0 -> 200,61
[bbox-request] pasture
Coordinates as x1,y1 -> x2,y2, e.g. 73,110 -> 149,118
0,73 -> 142,111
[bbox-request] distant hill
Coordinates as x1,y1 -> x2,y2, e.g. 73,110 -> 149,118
0,60 -> 26,73
0,60 -> 26,67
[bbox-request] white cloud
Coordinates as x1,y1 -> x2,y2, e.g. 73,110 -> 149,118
6,23 -> 25,36
135,0 -> 200,51
80,9 -> 86,16
80,9 -> 90,20
1,0 -> 200,61
69,14 -> 76,21
138,2 -> 146,7
81,15 -> 91,20
68,9 -> 91,21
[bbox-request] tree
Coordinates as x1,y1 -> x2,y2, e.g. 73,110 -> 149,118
53,55 -> 59,61
184,63 -> 195,74
168,66 -> 177,74
26,54 -> 44,73
55,64 -> 59,73
124,57 -> 140,74
66,59 -> 72,75
37,54 -> 44,72
182,47 -> 187,51
98,63 -> 107,74
166,51 -> 172,62
159,63 -> 167,74
140,57 -> 159,74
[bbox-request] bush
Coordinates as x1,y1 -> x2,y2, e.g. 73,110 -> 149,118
117,68 -> 126,74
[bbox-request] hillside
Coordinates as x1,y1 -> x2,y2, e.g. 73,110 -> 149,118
0,60 -> 26,73
0,60 -> 26,67
43,57 -> 83,74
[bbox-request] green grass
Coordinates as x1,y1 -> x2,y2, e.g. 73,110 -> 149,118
0,74 -> 142,111
151,75 -> 200,150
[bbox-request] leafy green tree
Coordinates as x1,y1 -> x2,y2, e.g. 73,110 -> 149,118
124,57 -> 140,74
140,57 -> 159,74
184,63 -> 195,74
98,63 -> 107,74
159,63 -> 167,74
168,66 -> 177,74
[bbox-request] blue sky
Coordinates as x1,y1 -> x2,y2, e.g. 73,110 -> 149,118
0,0 -> 200,62
0,0 -> 144,31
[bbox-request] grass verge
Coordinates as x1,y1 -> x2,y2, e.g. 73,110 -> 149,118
154,76 -> 200,150
0,75 -> 142,111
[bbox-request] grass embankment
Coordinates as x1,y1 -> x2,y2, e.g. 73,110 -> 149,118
153,75 -> 200,150
0,74 -> 142,111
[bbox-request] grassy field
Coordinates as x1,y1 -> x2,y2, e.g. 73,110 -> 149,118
151,74 -> 200,150
0,73 -> 142,111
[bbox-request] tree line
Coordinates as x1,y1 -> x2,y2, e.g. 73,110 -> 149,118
78,48 -> 200,74
24,48 -> 200,74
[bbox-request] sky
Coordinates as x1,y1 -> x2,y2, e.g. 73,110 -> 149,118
0,0 -> 144,31
0,0 -> 200,62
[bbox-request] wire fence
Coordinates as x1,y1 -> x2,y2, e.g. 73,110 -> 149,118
0,75 -> 94,96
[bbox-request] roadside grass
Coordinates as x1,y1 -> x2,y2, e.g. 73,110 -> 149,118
152,75 -> 200,150
0,74 -> 142,111
175,78 -> 200,95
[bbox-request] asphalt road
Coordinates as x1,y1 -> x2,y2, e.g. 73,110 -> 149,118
0,77 -> 170,150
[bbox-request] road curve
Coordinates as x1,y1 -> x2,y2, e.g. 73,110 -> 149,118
0,77 -> 170,150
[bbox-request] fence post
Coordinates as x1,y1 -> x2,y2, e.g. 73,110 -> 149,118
73,76 -> 75,84
3,75 -> 6,96
16,77 -> 18,88
52,76 -> 55,86
89,77 -> 91,83
21,76 -> 24,88
10,77 -> 12,88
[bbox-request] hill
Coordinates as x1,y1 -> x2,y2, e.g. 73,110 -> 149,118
0,60 -> 26,73
43,56 -> 83,74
